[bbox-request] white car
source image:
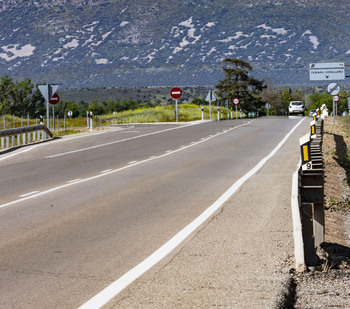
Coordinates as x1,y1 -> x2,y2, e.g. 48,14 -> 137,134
288,101 -> 305,116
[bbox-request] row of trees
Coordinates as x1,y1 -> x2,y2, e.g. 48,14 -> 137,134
0,74 -> 147,118
0,58 -> 348,118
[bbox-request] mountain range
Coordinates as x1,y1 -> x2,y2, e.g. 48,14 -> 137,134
0,0 -> 349,89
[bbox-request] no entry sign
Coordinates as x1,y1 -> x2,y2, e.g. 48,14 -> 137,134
233,98 -> 240,105
49,93 -> 60,105
170,87 -> 182,99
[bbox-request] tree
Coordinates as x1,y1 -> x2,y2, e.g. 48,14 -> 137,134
28,87 -> 46,117
0,75 -> 15,114
261,84 -> 284,115
215,58 -> 266,111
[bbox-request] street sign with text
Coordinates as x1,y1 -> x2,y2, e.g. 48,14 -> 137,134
309,69 -> 345,81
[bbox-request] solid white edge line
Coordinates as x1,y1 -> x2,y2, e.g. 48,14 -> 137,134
77,118 -> 305,309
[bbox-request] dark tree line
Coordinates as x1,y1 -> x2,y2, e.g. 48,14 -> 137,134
0,74 -> 146,118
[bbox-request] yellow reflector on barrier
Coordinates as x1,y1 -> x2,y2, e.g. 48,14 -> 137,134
303,145 -> 309,161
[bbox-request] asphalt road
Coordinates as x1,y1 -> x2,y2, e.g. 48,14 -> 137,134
0,117 -> 308,308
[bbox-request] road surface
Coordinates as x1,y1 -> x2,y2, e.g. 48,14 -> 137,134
0,117 -> 308,308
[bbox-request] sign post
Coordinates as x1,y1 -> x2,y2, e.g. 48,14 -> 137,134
38,84 -> 59,131
170,87 -> 182,122
233,98 -> 240,119
327,83 -> 340,124
49,93 -> 59,131
205,90 -> 217,120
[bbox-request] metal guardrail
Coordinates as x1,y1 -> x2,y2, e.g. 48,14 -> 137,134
0,124 -> 53,150
292,117 -> 325,270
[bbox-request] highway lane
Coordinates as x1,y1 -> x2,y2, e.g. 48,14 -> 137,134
0,117 -> 309,308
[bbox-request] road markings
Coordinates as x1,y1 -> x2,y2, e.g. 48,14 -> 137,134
101,169 -> 113,174
77,118 -> 305,309
0,122 -> 251,210
0,146 -> 36,161
45,124 -> 200,159
19,191 -> 40,198
67,179 -> 82,184
128,161 -> 138,165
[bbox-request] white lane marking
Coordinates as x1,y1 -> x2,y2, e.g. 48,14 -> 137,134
120,131 -> 140,133
0,122 -> 251,210
67,179 -> 82,184
46,124 -> 199,159
128,161 -> 138,165
19,191 -> 40,198
101,169 -> 112,174
0,146 -> 36,161
77,118 -> 305,309
0,128 -> 126,162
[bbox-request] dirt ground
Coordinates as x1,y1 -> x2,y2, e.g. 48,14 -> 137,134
293,116 -> 350,309
323,116 -> 350,244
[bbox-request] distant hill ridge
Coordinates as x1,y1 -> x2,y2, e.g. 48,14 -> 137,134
0,0 -> 349,88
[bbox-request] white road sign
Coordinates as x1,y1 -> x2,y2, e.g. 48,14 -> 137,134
327,83 -> 340,96
309,62 -> 344,69
205,90 -> 217,102
309,69 -> 345,81
38,84 -> 58,101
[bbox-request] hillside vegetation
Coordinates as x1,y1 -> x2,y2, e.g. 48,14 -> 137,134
0,0 -> 348,88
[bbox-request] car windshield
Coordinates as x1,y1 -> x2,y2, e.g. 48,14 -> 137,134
292,102 -> 303,106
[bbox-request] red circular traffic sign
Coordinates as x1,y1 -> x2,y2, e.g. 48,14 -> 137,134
49,93 -> 60,105
333,95 -> 340,102
170,87 -> 182,99
233,97 -> 240,105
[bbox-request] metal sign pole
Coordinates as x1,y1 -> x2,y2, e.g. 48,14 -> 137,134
46,99 -> 50,129
176,99 -> 178,122
53,105 -> 55,131
209,100 -> 211,120
333,96 -> 336,124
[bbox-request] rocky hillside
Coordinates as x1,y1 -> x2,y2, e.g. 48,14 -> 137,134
0,0 -> 349,88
